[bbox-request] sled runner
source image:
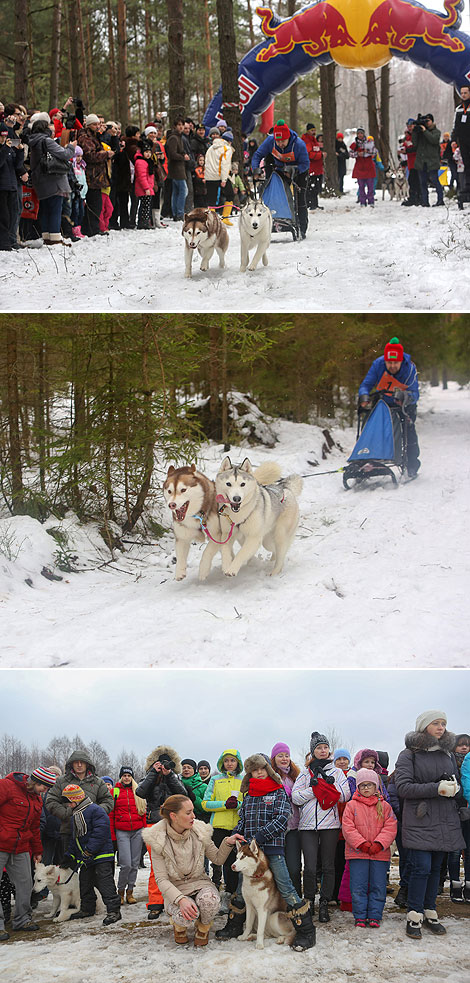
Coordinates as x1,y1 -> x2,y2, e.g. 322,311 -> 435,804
343,392 -> 409,491
260,168 -> 300,241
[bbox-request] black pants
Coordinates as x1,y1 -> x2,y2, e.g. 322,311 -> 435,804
300,828 -> 339,900
405,403 -> 420,473
333,838 -> 346,902
83,187 -> 102,237
79,860 -> 120,913
308,173 -> 323,209
0,190 -> 18,249
408,168 -> 421,204
285,829 -> 302,898
212,827 -> 238,894
137,195 -> 152,228
265,158 -> 308,237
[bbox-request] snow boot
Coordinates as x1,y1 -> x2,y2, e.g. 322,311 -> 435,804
394,884 -> 408,908
215,898 -> 245,939
194,919 -> 212,947
464,882 -> 470,902
406,910 -> 423,939
147,903 -> 164,920
0,930 -> 9,941
450,881 -> 463,903
70,909 -> 95,920
171,920 -> 189,944
103,910 -> 122,925
12,921 -> 40,932
118,889 -> 125,905
318,898 -> 330,923
222,203 -> 233,226
288,898 -> 316,951
355,919 -> 367,928
423,909 -> 446,935
126,889 -> 137,904
368,919 -> 380,928
72,226 -> 85,238
152,209 -> 167,228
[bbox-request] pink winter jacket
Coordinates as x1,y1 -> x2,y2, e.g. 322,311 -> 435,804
342,790 -> 397,862
134,154 -> 154,197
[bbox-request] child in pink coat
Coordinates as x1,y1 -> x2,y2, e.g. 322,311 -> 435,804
134,143 -> 155,229
342,768 -> 397,928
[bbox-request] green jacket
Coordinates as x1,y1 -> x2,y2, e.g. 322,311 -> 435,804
181,773 -> 208,818
45,749 -> 114,834
412,123 -> 441,171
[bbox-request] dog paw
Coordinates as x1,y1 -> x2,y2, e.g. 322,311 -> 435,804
175,573 -> 186,581
240,265 -> 247,273
255,942 -> 265,950
224,569 -> 238,577
184,272 -> 192,279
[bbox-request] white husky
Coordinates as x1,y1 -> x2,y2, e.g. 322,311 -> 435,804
215,457 -> 302,578
33,862 -> 80,921
232,840 -> 295,949
182,207 -> 229,278
239,199 -> 272,272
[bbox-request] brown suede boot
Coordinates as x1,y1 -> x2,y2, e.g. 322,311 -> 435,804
118,890 -> 125,905
171,920 -> 189,944
126,890 -> 137,905
194,920 -> 212,947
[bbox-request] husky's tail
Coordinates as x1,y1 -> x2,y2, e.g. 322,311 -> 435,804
254,461 -> 282,485
283,474 -> 303,497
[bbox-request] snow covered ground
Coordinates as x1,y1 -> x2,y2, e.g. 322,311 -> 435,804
5,182 -> 470,313
2,863 -> 469,983
0,383 -> 468,669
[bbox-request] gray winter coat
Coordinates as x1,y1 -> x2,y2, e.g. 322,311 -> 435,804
394,730 -> 465,853
29,133 -> 74,199
411,123 -> 441,171
46,749 -> 114,834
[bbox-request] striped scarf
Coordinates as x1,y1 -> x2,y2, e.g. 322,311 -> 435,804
72,795 -> 92,838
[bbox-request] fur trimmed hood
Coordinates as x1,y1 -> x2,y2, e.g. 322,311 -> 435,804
144,745 -> 182,774
404,730 -> 456,754
240,754 -> 282,794
142,817 -> 213,854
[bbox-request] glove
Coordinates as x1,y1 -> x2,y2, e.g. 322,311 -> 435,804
60,855 -> 78,871
438,778 -> 459,797
358,841 -> 372,854
225,796 -> 238,810
368,842 -> 383,855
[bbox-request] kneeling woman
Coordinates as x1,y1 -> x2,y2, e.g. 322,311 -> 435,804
142,794 -> 243,946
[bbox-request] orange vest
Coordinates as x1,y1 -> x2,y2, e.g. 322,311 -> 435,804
375,371 -> 408,395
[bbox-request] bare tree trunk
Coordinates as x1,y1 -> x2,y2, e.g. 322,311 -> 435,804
246,0 -> 256,47
366,70 -> 380,148
117,0 -> 130,127
216,0 -> 243,167
37,341 -> 46,494
145,2 -> 153,121
67,0 -> 81,99
380,64 -> 390,166
320,63 -> 338,192
14,0 -> 29,105
167,0 -> 185,117
76,0 -> 89,106
288,0 -> 298,131
49,0 -> 62,109
6,329 -> 24,513
133,9 -> 143,130
204,0 -> 213,100
26,3 -> 37,107
85,7 -> 95,107
107,0 -> 118,119
122,323 -> 155,533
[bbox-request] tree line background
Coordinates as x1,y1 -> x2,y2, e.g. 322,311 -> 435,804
2,1 -> 457,187
1,314 -> 468,533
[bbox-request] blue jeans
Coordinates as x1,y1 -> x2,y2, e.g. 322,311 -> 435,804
406,849 -> 444,913
448,820 -> 470,883
171,179 -> 187,219
234,852 -> 301,909
349,859 -> 387,921
418,165 -> 443,205
38,194 -> 64,234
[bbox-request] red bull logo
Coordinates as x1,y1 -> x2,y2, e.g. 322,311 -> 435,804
361,0 -> 464,52
256,0 -> 464,71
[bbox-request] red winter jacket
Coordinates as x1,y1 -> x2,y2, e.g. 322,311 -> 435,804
301,131 -> 324,175
112,782 -> 146,832
349,139 -> 376,179
342,790 -> 397,862
0,773 -> 43,855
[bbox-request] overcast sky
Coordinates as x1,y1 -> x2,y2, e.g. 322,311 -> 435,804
2,670 -> 468,774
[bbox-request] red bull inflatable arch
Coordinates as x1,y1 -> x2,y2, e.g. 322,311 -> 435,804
203,0 -> 470,133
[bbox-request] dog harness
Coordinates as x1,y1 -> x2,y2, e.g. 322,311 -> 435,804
192,504 -> 235,544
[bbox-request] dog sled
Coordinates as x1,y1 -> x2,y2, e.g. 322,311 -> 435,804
259,168 -> 300,241
342,392 -> 409,490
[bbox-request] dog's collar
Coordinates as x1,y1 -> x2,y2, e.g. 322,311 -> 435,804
192,511 -> 235,545
56,869 -> 76,885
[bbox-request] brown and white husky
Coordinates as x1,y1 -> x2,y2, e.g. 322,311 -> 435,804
163,464 -> 234,581
182,207 -> 229,278
231,840 -> 295,949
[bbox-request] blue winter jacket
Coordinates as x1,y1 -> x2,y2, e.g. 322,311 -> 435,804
0,143 -> 24,192
461,752 -> 470,805
234,786 -> 291,855
251,130 -> 310,175
67,801 -> 114,866
359,353 -> 419,404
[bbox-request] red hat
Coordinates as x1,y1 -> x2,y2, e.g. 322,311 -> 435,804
49,107 -> 60,118
273,123 -> 290,142
384,337 -> 404,362
336,132 -> 344,139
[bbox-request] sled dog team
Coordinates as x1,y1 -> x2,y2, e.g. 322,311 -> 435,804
182,201 -> 273,277
163,457 -> 303,581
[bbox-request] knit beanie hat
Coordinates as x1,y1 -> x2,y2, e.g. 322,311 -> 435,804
198,760 -> 211,771
415,710 -> 447,733
310,732 -> 329,754
356,125 -> 366,134
384,336 -> 404,362
356,768 -> 379,789
144,126 -> 157,136
62,784 -> 86,803
223,129 -> 234,142
306,123 -> 316,131
181,759 -> 197,773
30,767 -> 57,787
85,113 -> 100,126
30,112 -> 51,125
119,766 -> 134,778
333,748 -> 351,764
271,742 -> 290,759
101,776 -> 113,785
209,126 -> 220,138
273,122 -> 290,142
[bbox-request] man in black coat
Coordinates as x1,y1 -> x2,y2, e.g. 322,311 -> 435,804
452,84 -> 470,192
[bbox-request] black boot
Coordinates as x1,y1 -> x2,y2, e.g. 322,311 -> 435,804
70,909 -> 95,920
288,898 -> 316,951
318,898 -> 330,923
103,910 -> 122,925
147,903 -> 165,920
215,899 -> 245,940
394,884 -> 408,908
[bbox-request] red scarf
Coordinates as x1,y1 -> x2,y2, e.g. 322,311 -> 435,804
248,777 -> 282,797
